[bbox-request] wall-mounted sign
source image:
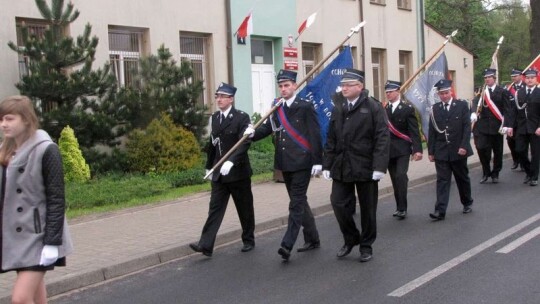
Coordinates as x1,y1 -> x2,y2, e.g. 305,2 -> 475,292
284,47 -> 298,58
284,60 -> 298,70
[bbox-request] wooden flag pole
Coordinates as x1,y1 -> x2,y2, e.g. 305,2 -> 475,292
204,21 -> 367,180
400,30 -> 458,93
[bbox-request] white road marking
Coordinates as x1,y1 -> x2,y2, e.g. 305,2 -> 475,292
496,226 -> 540,254
388,213 -> 540,297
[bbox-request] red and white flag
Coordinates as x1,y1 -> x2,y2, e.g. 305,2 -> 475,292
526,53 -> 540,73
297,12 -> 317,37
236,13 -> 253,42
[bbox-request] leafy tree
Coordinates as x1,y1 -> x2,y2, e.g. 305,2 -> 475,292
425,0 -> 529,84
115,44 -> 207,142
8,0 -> 120,148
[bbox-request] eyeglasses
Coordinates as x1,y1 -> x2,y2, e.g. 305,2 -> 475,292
339,83 -> 361,88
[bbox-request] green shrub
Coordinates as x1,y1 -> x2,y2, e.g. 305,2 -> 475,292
83,148 -> 130,175
59,125 -> 91,182
126,113 -> 201,173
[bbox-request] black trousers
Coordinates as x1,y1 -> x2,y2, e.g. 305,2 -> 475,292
331,179 -> 378,254
516,133 -> 540,180
388,154 -> 410,212
507,135 -> 519,164
434,158 -> 473,214
475,133 -> 504,178
280,169 -> 319,250
198,178 -> 255,252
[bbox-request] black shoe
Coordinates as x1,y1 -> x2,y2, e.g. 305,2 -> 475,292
241,244 -> 254,252
480,176 -> 489,184
278,247 -> 291,261
392,210 -> 400,217
429,211 -> 445,221
524,176 -> 532,184
491,177 -> 499,184
463,206 -> 472,214
297,241 -> 320,252
511,162 -> 519,170
530,180 -> 538,186
395,211 -> 407,219
189,243 -> 212,257
337,244 -> 356,258
359,252 -> 372,263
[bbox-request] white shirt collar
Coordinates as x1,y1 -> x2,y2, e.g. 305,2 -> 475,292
221,106 -> 232,118
285,95 -> 296,107
347,97 -> 360,106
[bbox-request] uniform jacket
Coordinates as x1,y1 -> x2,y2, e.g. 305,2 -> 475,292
385,101 -> 423,158
206,107 -> 252,182
428,99 -> 473,161
473,85 -> 513,135
253,96 -> 322,172
511,86 -> 540,135
506,82 -> 526,128
1,130 -> 73,271
323,90 -> 390,182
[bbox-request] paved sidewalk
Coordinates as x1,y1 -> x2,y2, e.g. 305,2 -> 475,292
0,145 -> 506,302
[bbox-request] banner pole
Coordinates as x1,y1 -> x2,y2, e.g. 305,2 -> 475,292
204,21 -> 367,180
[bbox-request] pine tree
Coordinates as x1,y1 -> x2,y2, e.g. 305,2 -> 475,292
59,125 -> 91,182
116,44 -> 207,141
8,0 -> 120,148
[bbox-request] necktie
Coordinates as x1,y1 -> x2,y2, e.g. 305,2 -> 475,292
220,113 -> 225,124
444,103 -> 449,112
488,88 -> 493,95
527,89 -> 531,96
348,103 -> 353,112
392,103 -> 397,113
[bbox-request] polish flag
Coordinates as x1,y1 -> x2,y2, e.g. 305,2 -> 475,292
236,13 -> 253,40
526,53 -> 540,73
298,12 -> 317,36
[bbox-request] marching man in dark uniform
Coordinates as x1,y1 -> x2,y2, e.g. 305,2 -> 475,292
507,68 -> 540,186
506,68 -> 526,170
471,68 -> 513,184
428,79 -> 474,221
190,83 -> 255,257
384,80 -> 423,219
244,70 -> 322,261
322,68 -> 389,262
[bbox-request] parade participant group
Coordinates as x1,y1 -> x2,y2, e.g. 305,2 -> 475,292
188,64 -> 540,263
1,55 -> 538,304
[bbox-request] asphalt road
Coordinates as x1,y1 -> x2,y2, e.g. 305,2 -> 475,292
53,163 -> 540,304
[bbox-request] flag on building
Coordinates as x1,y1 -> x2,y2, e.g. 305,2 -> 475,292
235,13 -> 253,45
298,46 -> 353,144
297,12 -> 317,39
403,52 -> 449,138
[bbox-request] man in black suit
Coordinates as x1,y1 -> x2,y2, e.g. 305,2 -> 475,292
190,83 -> 255,257
507,68 -> 540,186
472,68 -> 513,184
428,79 -> 474,221
506,69 -> 526,170
322,69 -> 389,262
244,70 -> 322,261
384,80 -> 423,219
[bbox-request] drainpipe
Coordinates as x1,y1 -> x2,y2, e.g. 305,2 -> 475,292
359,0 -> 365,71
417,0 -> 425,65
225,0 -> 234,84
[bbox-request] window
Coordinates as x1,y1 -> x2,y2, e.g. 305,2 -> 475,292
370,0 -> 386,5
109,27 -> 146,89
15,18 -> 51,78
371,48 -> 387,101
398,0 -> 411,10
180,33 -> 211,107
251,40 -> 273,64
399,51 -> 412,83
302,43 -> 322,83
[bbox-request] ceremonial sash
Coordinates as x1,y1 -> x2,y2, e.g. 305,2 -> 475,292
483,87 -> 503,121
383,108 -> 412,143
275,101 -> 312,152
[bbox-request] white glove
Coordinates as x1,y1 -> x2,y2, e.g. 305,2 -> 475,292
372,171 -> 385,181
243,124 -> 255,138
220,161 -> 234,176
311,164 -> 322,176
501,127 -> 508,135
39,245 -> 59,266
322,170 -> 332,180
470,112 -> 477,123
